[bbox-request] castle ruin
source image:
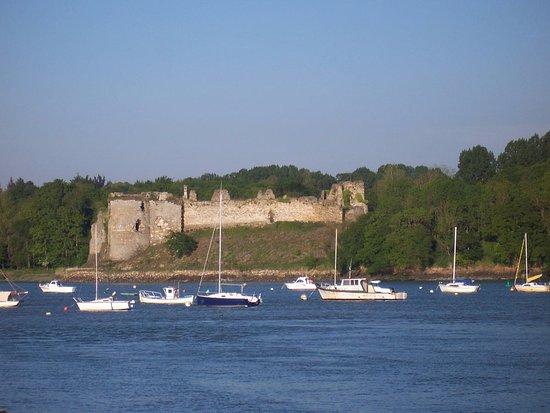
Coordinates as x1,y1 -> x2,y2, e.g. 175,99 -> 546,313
89,181 -> 367,262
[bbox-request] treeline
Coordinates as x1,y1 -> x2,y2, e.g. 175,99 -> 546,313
339,131 -> 550,274
0,165 -> 335,268
0,131 -> 548,272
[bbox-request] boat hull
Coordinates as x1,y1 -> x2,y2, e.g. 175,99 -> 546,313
284,283 -> 317,291
438,283 -> 480,294
514,283 -> 550,293
196,293 -> 261,307
0,300 -> 21,308
140,295 -> 194,305
74,298 -> 132,311
317,287 -> 407,301
39,285 -> 76,293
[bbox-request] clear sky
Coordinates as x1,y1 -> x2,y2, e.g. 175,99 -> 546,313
1,0 -> 549,185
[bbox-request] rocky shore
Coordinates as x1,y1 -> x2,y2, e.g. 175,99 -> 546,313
53,264 -> 525,283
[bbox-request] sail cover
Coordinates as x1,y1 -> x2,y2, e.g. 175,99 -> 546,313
527,274 -> 543,283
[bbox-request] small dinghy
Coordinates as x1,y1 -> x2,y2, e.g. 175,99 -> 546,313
139,286 -> 194,305
39,279 -> 76,293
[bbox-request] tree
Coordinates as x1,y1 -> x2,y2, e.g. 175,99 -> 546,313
166,232 -> 198,258
456,145 -> 496,183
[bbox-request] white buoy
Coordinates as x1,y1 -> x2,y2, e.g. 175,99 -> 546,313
419,286 -> 423,290
300,294 -> 308,301
429,289 -> 434,294
270,287 -> 274,291
454,292 -> 458,296
185,302 -> 191,307
45,312 -> 51,316
133,285 -> 137,289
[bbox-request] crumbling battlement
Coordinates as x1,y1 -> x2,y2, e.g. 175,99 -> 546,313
90,182 -> 367,262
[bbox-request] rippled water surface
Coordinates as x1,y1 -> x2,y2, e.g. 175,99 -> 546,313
1,281 -> 549,412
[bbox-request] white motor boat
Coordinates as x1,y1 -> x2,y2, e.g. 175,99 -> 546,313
73,225 -> 132,312
0,270 -> 28,308
512,233 -> 549,293
139,286 -> 194,305
39,279 -> 76,293
284,276 -> 317,291
318,278 -> 407,300
317,230 -> 407,301
439,227 -> 480,294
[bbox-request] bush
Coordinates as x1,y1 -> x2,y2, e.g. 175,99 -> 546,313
166,232 -> 198,258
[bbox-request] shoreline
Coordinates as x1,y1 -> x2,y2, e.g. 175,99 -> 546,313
46,265 -> 526,282
2,264 -> 531,283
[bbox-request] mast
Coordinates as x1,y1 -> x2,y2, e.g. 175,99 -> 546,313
513,236 -> 524,287
218,184 -> 222,294
452,226 -> 457,283
525,233 -> 529,282
334,228 -> 338,285
94,222 -> 98,300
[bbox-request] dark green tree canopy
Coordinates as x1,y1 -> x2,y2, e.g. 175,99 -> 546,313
456,145 -> 496,183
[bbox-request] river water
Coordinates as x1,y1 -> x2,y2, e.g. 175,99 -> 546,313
1,281 -> 549,412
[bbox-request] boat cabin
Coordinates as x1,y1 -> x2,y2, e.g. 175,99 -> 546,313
163,287 -> 178,300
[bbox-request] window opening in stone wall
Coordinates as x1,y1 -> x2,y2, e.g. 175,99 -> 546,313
135,219 -> 141,232
140,202 -> 145,212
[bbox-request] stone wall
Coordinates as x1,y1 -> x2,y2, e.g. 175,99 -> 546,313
183,197 -> 342,229
106,192 -> 182,261
89,181 -> 367,262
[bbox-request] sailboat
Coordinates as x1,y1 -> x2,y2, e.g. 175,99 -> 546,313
317,229 -> 407,300
73,224 -> 133,311
512,233 -> 549,293
438,227 -> 480,294
0,270 -> 28,308
196,185 -> 261,307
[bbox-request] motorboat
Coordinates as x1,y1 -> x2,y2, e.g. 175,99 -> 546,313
317,229 -> 407,301
318,277 -> 407,300
73,225 -> 132,311
139,286 -> 194,305
284,276 -> 317,291
512,233 -> 549,293
439,227 -> 480,294
0,270 -> 28,308
196,184 -> 261,307
39,279 -> 76,293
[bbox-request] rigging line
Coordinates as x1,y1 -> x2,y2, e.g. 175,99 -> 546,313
0,268 -> 26,293
197,227 -> 217,295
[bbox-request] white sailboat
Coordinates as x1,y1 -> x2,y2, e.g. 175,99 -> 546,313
196,185 -> 261,307
73,224 -> 133,311
0,270 -> 28,308
512,233 -> 549,293
317,229 -> 407,300
438,227 -> 480,294
39,279 -> 76,293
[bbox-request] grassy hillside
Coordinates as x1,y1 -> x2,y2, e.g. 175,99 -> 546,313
114,222 -> 340,272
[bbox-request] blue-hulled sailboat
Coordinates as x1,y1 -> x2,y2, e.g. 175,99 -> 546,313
195,185 -> 261,307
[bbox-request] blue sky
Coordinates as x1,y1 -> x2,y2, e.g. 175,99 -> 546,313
1,0 -> 549,185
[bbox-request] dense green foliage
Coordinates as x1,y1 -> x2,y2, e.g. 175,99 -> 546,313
339,131 -> 550,274
0,131 -> 548,272
166,232 -> 198,258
